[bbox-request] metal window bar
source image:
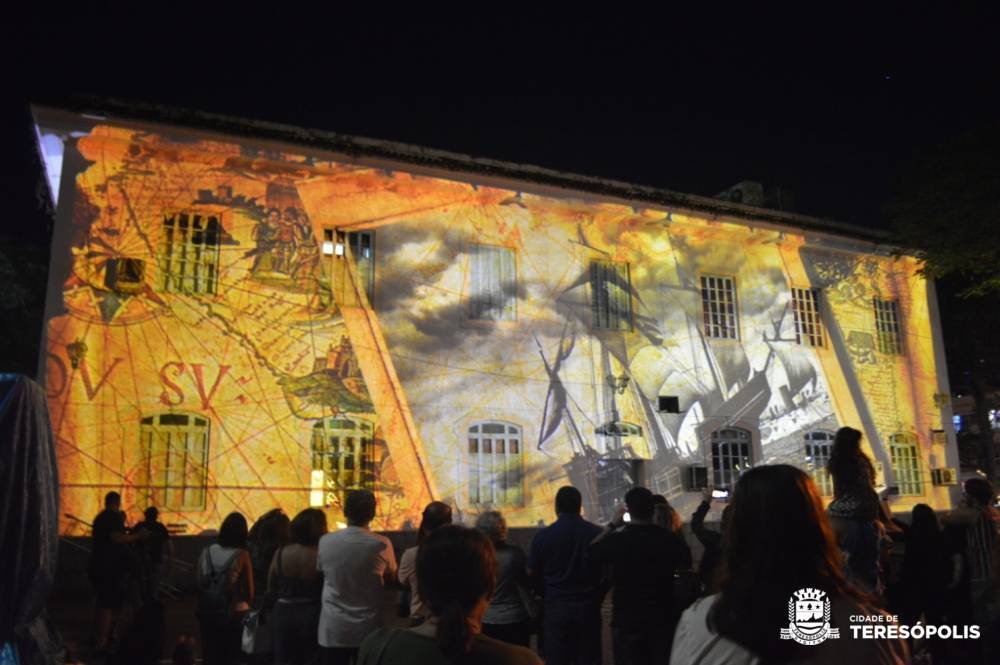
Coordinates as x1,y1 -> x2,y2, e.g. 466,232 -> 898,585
874,298 -> 903,355
792,288 -> 825,347
701,276 -> 739,340
590,261 -> 632,330
711,428 -> 752,487
311,419 -> 375,500
160,214 -> 221,295
891,442 -> 923,496
804,431 -> 834,496
141,414 -> 210,511
471,245 -> 516,321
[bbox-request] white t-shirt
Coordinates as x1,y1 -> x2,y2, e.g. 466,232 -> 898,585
670,595 -> 759,665
398,546 -> 429,619
670,594 -> 908,665
316,526 -> 398,648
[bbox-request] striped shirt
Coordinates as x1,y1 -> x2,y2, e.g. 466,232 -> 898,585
966,508 -> 998,583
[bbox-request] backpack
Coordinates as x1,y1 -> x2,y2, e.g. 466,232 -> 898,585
197,546 -> 241,617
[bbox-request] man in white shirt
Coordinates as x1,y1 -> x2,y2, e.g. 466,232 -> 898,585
316,489 -> 397,665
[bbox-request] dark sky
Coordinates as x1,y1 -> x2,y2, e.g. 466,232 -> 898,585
4,12 -> 999,244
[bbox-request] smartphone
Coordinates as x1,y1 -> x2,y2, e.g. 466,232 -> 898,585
712,489 -> 730,500
622,511 -> 632,523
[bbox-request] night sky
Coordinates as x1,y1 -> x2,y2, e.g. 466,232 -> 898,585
4,12 -> 999,242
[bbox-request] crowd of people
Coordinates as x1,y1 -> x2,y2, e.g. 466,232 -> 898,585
86,428 -> 1000,664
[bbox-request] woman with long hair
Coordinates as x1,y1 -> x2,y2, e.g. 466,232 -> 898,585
248,508 -> 291,607
357,525 -> 540,664
825,427 -> 885,593
398,501 -> 453,624
196,512 -> 254,665
268,508 -> 328,665
901,504 -> 950,661
826,427 -> 879,521
652,493 -> 683,534
670,465 -> 907,664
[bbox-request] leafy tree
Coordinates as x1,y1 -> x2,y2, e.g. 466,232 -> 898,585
0,242 -> 48,377
889,124 -> 1000,481
888,124 -> 1000,297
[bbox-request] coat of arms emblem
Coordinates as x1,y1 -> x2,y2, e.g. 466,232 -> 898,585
779,587 -> 840,645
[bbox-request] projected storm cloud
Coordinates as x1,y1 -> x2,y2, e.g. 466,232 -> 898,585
35,111 -> 954,534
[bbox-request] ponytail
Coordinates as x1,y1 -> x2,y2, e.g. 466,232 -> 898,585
416,525 -> 497,662
436,599 -> 474,661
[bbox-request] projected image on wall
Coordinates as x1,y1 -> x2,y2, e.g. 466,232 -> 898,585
34,109 -> 952,534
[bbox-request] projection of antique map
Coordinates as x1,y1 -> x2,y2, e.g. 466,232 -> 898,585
35,112 -> 952,534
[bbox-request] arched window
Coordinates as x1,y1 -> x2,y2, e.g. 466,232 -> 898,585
804,430 -> 835,496
468,421 -> 524,507
311,417 -> 375,506
710,427 -> 753,489
139,412 -> 210,510
889,433 -> 923,496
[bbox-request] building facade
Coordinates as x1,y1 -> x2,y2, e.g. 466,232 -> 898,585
33,104 -> 961,534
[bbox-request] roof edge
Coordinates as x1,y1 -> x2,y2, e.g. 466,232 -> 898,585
32,96 -> 894,246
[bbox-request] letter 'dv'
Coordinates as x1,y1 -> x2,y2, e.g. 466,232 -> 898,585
79,358 -> 124,401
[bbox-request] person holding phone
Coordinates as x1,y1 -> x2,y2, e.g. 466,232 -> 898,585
690,487 -> 731,596
590,487 -> 692,665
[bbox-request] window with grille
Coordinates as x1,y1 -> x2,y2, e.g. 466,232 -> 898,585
158,213 -> 221,295
590,261 -> 632,330
804,430 -> 835,496
710,427 -> 753,488
468,421 -> 523,506
469,244 -> 516,321
139,413 -> 210,510
792,288 -> 825,347
873,298 -> 903,355
311,417 -> 376,506
889,433 -> 923,495
701,275 -> 739,340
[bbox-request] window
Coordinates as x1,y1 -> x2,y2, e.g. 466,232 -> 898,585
804,430 -> 835,496
889,433 -> 923,496
710,427 -> 753,488
468,421 -> 523,506
791,288 -> 825,347
139,413 -> 210,510
652,466 -> 684,502
158,213 -> 221,295
590,260 -> 632,330
469,244 -> 517,321
873,298 -> 903,355
701,275 -> 739,340
345,231 -> 375,301
105,257 -> 146,294
312,417 -> 376,505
